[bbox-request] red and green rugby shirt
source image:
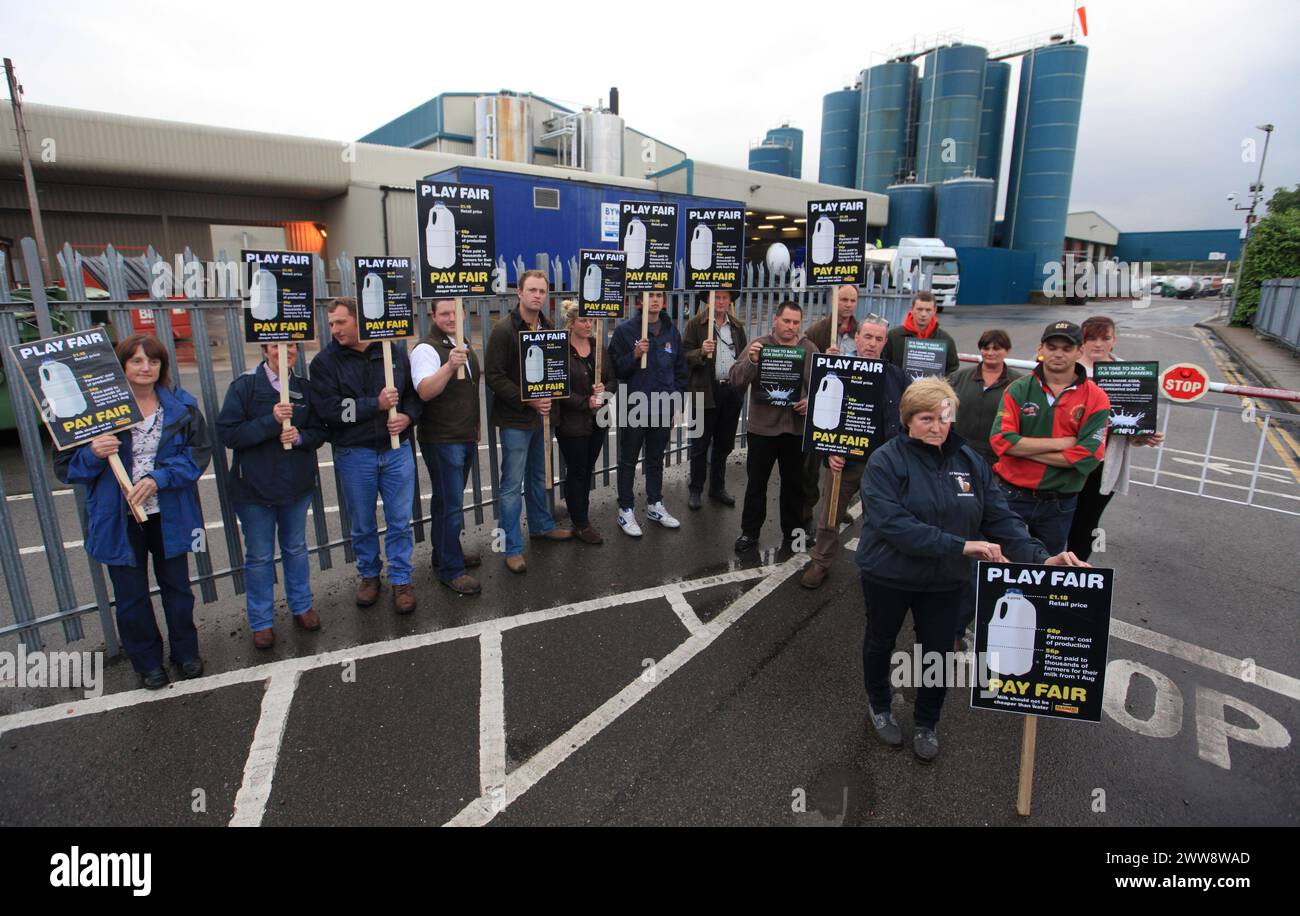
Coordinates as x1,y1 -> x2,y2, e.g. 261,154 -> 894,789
990,363 -> 1111,493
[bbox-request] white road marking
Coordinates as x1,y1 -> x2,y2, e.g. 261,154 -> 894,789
1103,659 -> 1183,737
1129,467 -> 1300,502
478,631 -> 506,800
1150,328 -> 1200,342
663,585 -> 705,637
228,671 -> 301,828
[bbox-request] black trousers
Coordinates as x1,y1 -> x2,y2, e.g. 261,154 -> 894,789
860,575 -> 962,729
689,380 -> 742,494
557,427 -> 606,529
740,432 -> 805,538
1066,463 -> 1113,561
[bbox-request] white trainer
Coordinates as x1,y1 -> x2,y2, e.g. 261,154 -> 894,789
646,501 -> 680,529
618,508 -> 643,537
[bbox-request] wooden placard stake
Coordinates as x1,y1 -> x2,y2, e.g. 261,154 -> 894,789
706,290 -> 716,356
278,343 -> 293,451
1016,715 -> 1039,817
640,291 -> 649,369
109,453 -> 149,523
454,297 -> 466,381
543,412 -> 553,488
825,466 -> 842,530
594,318 -> 603,382
382,340 -> 399,450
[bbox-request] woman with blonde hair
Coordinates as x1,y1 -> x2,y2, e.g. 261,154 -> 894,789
856,377 -> 1087,761
554,301 -> 614,544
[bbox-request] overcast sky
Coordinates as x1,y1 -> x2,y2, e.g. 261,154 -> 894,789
4,0 -> 1297,231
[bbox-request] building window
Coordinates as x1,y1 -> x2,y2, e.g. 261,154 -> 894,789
533,187 -> 560,210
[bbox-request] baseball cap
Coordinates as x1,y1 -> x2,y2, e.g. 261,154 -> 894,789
1041,321 -> 1082,346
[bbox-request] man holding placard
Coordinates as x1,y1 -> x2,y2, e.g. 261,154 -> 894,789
682,288 -> 746,510
730,301 -> 819,553
485,270 -> 573,574
310,297 -> 422,613
881,291 -> 959,377
608,290 -> 688,536
801,283 -> 861,523
413,297 -> 483,596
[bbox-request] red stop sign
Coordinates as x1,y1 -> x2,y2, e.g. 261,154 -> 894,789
1160,362 -> 1210,402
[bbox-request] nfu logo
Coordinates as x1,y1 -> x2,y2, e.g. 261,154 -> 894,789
50,847 -> 151,896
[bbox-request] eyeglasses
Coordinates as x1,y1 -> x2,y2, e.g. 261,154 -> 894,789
862,313 -> 889,329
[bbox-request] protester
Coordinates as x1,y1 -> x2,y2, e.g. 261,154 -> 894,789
555,301 -> 613,544
800,313 -> 908,589
217,343 -> 327,648
54,334 -> 210,689
682,288 -> 747,510
730,301 -> 819,552
1066,315 -> 1165,560
947,329 -> 1021,466
485,270 -> 573,573
413,297 -> 483,595
310,297 -> 422,613
881,290 -> 960,376
989,321 -> 1111,554
856,377 -> 1089,761
608,290 -> 688,536
801,284 -> 860,523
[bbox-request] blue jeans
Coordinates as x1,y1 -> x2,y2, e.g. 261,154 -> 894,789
335,444 -> 416,584
498,426 -> 556,557
235,493 -> 314,631
106,515 -> 198,673
997,481 -> 1078,555
422,440 -> 475,581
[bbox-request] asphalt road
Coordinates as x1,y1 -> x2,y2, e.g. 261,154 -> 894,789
1,296 -> 1297,826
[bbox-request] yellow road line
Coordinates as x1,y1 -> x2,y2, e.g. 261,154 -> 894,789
1194,328 -> 1300,483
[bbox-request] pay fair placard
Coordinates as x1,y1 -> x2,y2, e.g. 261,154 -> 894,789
971,562 -> 1113,723
685,207 -> 744,290
755,344 -> 806,408
9,326 -> 144,450
903,337 -> 949,381
578,249 -> 627,319
355,257 -> 414,341
620,201 -> 678,291
802,354 -> 886,459
1093,361 -> 1159,437
243,250 -> 315,343
519,330 -> 570,400
806,198 -> 865,286
416,180 -> 495,298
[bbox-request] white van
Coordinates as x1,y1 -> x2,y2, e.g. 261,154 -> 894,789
864,237 -> 960,309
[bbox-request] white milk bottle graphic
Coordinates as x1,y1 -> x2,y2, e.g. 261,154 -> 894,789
39,361 -> 87,418
426,202 -> 456,269
811,215 -> 835,265
249,268 -> 278,320
583,263 -> 603,303
525,344 -> 545,384
689,223 -> 713,271
361,272 -> 385,321
812,373 -> 844,430
623,219 -> 647,270
987,588 -> 1037,676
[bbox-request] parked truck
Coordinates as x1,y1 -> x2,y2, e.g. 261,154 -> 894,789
863,237 -> 960,309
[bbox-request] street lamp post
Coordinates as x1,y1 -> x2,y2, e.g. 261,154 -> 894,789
1228,123 -> 1274,322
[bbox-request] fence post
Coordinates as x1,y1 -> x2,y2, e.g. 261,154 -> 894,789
0,466 -> 41,651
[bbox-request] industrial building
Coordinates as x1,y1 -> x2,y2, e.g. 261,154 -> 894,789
747,123 -> 804,179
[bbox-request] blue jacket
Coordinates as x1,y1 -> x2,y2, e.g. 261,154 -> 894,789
308,339 -> 422,449
54,385 -> 211,568
855,430 -> 1049,591
608,311 -> 688,424
216,362 -> 327,506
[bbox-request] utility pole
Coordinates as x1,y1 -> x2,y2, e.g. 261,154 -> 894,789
1228,123 -> 1274,322
4,58 -> 51,279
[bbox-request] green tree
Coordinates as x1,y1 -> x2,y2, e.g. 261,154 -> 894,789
1232,207 -> 1300,325
1266,184 -> 1300,216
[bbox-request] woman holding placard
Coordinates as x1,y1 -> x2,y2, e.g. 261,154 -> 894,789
54,334 -> 211,690
556,301 -> 613,544
856,378 -> 1086,761
1066,316 -> 1165,560
217,343 -> 327,648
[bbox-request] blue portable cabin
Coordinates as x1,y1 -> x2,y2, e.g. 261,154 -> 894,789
421,164 -> 743,288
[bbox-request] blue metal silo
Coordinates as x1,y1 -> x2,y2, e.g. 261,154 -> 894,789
1003,42 -> 1088,290
765,126 -> 803,179
884,182 -> 934,247
935,176 -> 997,247
819,89 -> 860,187
915,44 -> 988,184
977,61 -> 1011,196
857,61 -> 918,194
749,143 -> 794,177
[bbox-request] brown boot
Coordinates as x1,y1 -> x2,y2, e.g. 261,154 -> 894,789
463,551 -> 482,569
393,583 -> 417,614
530,527 -> 573,541
576,526 -> 603,545
356,576 -> 381,607
252,627 -> 275,649
505,555 -> 527,574
293,608 -> 321,631
800,562 -> 829,590
442,574 -> 481,595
